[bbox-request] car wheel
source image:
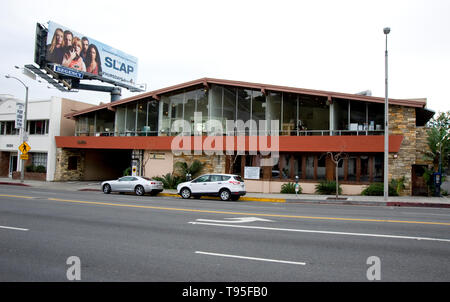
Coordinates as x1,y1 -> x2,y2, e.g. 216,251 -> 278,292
180,188 -> 191,199
135,185 -> 145,196
219,189 -> 231,201
103,184 -> 111,194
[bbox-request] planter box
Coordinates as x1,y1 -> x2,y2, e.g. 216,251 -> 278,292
12,171 -> 46,181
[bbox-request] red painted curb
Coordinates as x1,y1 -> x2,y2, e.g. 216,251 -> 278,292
0,182 -> 31,187
387,202 -> 450,208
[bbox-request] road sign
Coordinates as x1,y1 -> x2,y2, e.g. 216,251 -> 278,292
19,142 -> 31,154
20,154 -> 28,160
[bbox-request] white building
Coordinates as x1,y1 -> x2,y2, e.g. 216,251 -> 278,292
0,94 -> 92,181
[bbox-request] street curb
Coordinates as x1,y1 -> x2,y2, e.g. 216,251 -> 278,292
0,182 -> 30,187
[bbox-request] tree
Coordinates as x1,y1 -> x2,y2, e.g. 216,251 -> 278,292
424,111 -> 450,172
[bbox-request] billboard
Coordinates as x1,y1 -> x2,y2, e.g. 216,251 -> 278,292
45,21 -> 138,87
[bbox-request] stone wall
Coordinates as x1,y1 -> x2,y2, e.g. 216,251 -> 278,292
54,148 -> 85,181
388,105 -> 416,195
388,105 -> 433,195
172,153 -> 226,177
415,127 -> 432,166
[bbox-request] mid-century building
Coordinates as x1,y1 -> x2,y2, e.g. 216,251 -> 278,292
0,95 -> 92,181
56,78 -> 435,195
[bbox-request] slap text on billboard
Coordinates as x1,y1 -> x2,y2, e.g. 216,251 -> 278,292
45,21 -> 138,87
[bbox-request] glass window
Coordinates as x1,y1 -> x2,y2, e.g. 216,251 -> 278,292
360,156 -> 369,182
193,175 -> 210,183
68,156 -> 78,170
221,175 -> 231,181
317,154 -> 326,180
115,106 -> 126,135
283,93 -> 297,136
159,96 -> 170,135
223,86 -> 237,135
299,96 -> 329,133
347,157 -> 357,181
368,103 -> 384,132
95,109 -> 114,135
293,154 -> 302,179
267,92 -> 281,135
136,101 -> 147,136
350,100 -> 367,131
32,152 -> 47,167
334,99 -> 348,131
251,90 -> 265,135
184,90 -> 196,126
126,103 -> 136,135
305,155 -> 314,179
374,154 -> 383,182
170,92 -> 184,135
210,85 -> 223,127
147,100 -> 159,136
28,120 -> 49,135
237,88 -> 251,134
196,88 -> 208,121
210,175 -> 222,182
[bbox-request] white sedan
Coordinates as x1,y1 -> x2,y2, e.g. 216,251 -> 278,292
101,176 -> 164,196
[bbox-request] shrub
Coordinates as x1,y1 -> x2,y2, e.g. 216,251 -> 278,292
34,165 -> 46,173
25,165 -> 46,173
153,173 -> 184,189
280,182 -> 302,194
123,167 -> 131,176
361,182 -> 398,196
315,180 -> 342,195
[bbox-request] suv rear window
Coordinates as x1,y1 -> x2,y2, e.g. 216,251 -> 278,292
233,175 -> 243,182
221,176 -> 231,181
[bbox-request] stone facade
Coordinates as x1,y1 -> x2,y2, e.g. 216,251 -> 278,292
54,148 -> 85,181
172,153 -> 226,177
388,105 -> 433,195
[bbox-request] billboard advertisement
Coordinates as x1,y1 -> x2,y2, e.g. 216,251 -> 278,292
45,21 -> 138,87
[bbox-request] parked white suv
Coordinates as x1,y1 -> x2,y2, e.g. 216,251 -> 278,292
177,174 -> 246,201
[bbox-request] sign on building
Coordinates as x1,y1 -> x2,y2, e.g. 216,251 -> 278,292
244,166 -> 261,180
15,103 -> 24,129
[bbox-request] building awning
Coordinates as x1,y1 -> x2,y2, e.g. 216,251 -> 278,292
55,135 -> 404,153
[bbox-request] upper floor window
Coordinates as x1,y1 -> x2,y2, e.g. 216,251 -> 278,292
0,121 -> 19,135
28,120 -> 49,135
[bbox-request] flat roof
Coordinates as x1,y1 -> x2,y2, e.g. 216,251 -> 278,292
66,77 -> 428,118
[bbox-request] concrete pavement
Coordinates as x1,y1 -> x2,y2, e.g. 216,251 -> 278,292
1,177 -> 449,208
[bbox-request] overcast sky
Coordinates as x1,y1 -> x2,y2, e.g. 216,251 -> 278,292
0,0 -> 449,114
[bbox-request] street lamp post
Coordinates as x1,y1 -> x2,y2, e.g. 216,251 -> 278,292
383,27 -> 390,201
5,74 -> 29,183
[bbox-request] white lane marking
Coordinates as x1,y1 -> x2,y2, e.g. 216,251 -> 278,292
189,221 -> 450,243
0,225 -> 29,231
196,217 -> 274,224
195,251 -> 306,266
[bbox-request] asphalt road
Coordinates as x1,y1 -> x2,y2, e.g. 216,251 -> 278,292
1,185 -> 450,282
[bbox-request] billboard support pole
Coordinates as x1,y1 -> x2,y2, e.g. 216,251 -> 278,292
74,83 -> 122,102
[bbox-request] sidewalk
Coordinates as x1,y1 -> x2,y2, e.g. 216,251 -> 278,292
1,177 -> 449,208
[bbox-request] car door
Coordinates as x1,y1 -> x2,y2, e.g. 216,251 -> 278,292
127,177 -> 140,192
115,176 -> 132,191
206,175 -> 223,194
190,175 -> 210,194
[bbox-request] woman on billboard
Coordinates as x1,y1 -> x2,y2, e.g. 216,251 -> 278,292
85,44 -> 102,75
62,37 -> 86,71
46,28 -> 65,64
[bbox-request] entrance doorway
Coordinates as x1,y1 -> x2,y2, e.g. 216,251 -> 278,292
9,153 -> 17,177
412,164 -> 428,196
